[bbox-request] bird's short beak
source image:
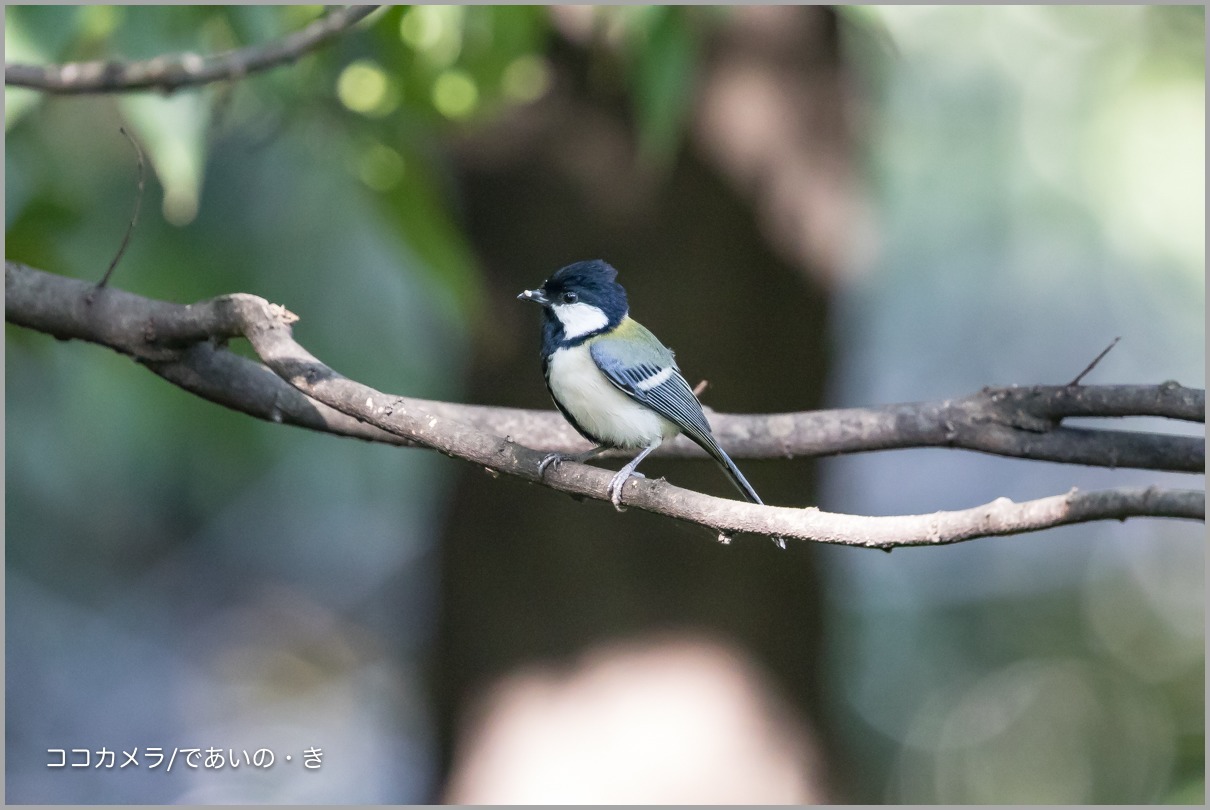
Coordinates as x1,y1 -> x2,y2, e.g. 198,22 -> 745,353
518,288 -> 550,305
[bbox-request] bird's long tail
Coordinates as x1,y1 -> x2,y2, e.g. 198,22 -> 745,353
705,439 -> 787,550
715,447 -> 763,505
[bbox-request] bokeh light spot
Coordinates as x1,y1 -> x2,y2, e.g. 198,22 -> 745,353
400,5 -> 465,68
432,70 -> 479,119
80,5 -> 122,40
337,60 -> 396,117
501,55 -> 551,104
358,143 -> 406,192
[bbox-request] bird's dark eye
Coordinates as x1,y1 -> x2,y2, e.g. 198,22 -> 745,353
561,291 -> 579,304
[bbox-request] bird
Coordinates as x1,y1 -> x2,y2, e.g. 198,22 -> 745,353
518,259 -> 785,548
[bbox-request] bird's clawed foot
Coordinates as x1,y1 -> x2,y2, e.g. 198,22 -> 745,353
539,446 -> 607,478
606,469 -> 645,511
537,453 -> 566,477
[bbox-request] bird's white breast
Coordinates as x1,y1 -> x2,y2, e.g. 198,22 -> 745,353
547,343 -> 679,449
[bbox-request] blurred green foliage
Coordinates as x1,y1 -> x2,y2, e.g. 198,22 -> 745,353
6,6 -> 710,306
825,5 -> 1204,805
4,6 -> 721,803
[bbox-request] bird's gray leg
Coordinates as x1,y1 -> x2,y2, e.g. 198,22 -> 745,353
539,445 -> 609,477
607,441 -> 661,511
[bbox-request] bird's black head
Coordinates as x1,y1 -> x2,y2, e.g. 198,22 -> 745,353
518,259 -> 629,349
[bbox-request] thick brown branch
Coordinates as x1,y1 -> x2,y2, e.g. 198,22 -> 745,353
149,342 -> 410,446
4,6 -> 379,95
5,261 -> 1203,547
7,261 -> 1203,476
763,392 -> 1204,471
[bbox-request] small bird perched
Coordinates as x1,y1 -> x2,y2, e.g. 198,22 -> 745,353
518,259 -> 784,548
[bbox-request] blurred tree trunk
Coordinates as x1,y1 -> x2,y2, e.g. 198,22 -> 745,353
434,6 -> 856,800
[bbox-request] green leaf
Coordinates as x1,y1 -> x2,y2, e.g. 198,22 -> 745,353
118,91 -> 210,227
631,6 -> 699,165
5,5 -> 86,61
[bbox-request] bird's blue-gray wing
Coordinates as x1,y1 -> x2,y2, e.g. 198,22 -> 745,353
589,318 -> 769,515
587,320 -> 716,449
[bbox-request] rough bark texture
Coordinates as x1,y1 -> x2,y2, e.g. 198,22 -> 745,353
4,6 -> 379,94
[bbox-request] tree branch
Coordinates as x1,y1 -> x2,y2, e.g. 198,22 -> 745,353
4,6 -> 380,95
7,261 -> 1202,469
5,261 -> 1204,548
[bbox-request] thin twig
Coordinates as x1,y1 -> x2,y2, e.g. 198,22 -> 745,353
95,127 -> 145,292
1068,336 -> 1121,386
4,6 -> 380,95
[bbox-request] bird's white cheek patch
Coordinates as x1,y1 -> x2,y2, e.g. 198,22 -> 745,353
553,302 -> 609,339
